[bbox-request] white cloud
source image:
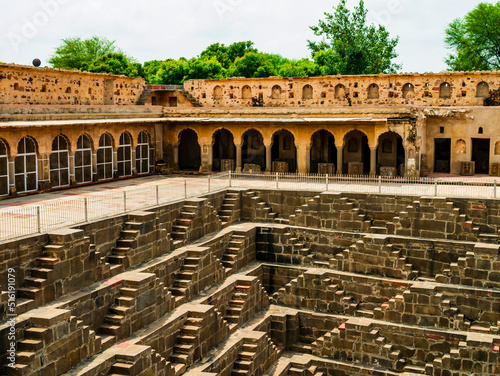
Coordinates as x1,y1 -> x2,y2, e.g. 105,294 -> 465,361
0,0 -> 486,72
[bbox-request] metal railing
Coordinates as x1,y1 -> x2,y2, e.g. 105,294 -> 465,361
0,171 -> 498,242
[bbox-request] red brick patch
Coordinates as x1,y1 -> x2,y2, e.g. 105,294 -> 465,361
102,277 -> 123,287
338,323 -> 346,331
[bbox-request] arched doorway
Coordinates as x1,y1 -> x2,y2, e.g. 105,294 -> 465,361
136,131 -> 151,175
242,129 -> 266,172
343,130 -> 370,174
178,129 -> 201,171
377,132 -> 405,176
97,133 -> 114,181
49,134 -> 70,188
117,132 -> 133,177
271,129 -> 297,173
212,129 -> 236,171
15,136 -> 38,193
0,139 -> 9,196
310,130 -> 337,174
75,134 -> 93,184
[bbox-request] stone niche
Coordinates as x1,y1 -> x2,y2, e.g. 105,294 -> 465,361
348,162 -> 363,176
221,159 -> 235,172
272,161 -> 289,173
490,163 -> 499,177
460,161 -> 475,176
380,166 -> 397,177
318,163 -> 336,175
243,164 -> 261,173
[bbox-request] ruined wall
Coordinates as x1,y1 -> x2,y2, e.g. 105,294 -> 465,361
0,64 -> 144,106
184,71 -> 499,108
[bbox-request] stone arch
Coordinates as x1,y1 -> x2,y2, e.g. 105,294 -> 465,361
343,130 -> 370,175
242,129 -> 266,172
97,133 -> 114,180
242,85 -> 252,100
271,129 -> 297,172
49,134 -> 70,188
212,128 -> 236,171
495,141 -> 500,155
136,131 -> 152,175
402,83 -> 414,99
271,85 -> 282,99
15,136 -> 38,193
75,133 -> 93,184
477,82 -> 490,98
0,138 -> 10,196
213,85 -> 223,100
178,128 -> 201,171
440,82 -> 451,99
455,139 -> 466,154
310,130 -> 337,174
117,132 -> 133,177
335,84 -> 345,100
377,131 -> 405,176
302,85 -> 313,100
367,83 -> 379,99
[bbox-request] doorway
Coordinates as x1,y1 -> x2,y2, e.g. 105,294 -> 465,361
434,138 -> 451,173
472,138 -> 490,174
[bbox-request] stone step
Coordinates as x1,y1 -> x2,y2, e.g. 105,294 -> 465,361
36,257 -> 60,267
105,314 -> 125,325
119,287 -> 140,297
30,267 -> 53,280
18,287 -> 41,301
232,370 -> 249,376
116,296 -> 135,306
111,362 -> 135,375
23,276 -> 48,289
242,343 -> 258,352
170,353 -> 190,365
225,315 -> 240,324
171,232 -> 187,240
172,225 -> 189,232
182,325 -> 201,336
117,239 -> 136,248
174,279 -> 192,288
173,363 -> 187,376
177,335 -> 197,344
24,327 -> 50,342
120,229 -> 140,239
112,247 -> 131,255
99,324 -> 120,336
239,351 -> 256,361
177,272 -> 194,280
170,287 -> 188,296
184,257 -> 200,265
180,212 -> 196,219
17,339 -> 43,352
16,298 -> 35,315
107,255 -> 128,265
174,343 -> 195,354
99,334 -> 116,350
16,351 -> 35,364
3,363 -> 30,376
186,317 -> 204,326
234,359 -> 253,370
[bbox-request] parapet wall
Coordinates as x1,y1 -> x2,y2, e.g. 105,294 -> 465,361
0,64 -> 144,106
184,71 -> 500,108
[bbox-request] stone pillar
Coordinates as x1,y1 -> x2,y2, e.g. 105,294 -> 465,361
154,123 -> 163,162
69,152 -> 76,185
8,156 -> 16,195
200,143 -> 212,173
92,152 -> 98,181
336,145 -> 343,175
296,144 -> 308,174
113,150 -> 118,178
235,143 -> 242,172
265,141 -> 272,173
370,147 -> 377,176
39,153 -> 50,190
132,147 -> 137,175
172,143 -> 179,170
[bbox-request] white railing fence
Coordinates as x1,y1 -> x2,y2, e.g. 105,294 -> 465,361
0,171 -> 498,242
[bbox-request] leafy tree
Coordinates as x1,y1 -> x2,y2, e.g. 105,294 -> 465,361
445,2 -> 500,71
155,59 -> 189,85
187,57 -> 225,80
308,0 -> 401,74
278,59 -> 321,77
49,36 -> 127,71
87,53 -> 144,78
200,41 -> 256,68
143,60 -> 167,84
227,52 -> 278,78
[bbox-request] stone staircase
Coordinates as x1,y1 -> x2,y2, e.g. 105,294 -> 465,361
136,88 -> 152,105
287,364 -> 324,376
169,256 -> 200,307
231,332 -> 279,376
182,90 -> 203,107
168,313 -> 204,375
171,206 -> 197,247
106,222 -> 142,271
243,191 -> 281,223
224,283 -> 250,333
218,191 -> 241,227
221,233 -> 246,275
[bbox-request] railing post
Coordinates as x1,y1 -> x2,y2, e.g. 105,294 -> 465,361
123,191 -> 127,212
495,180 -> 497,199
156,185 -> 160,205
36,206 -> 41,233
434,180 -> 438,196
326,174 -> 329,191
276,172 -> 279,190
208,175 -> 211,193
184,180 -> 187,198
84,197 -> 88,222
378,176 -> 382,194
229,170 -> 232,187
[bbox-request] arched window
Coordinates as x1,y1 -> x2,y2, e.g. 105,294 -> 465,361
15,137 -> 38,193
0,139 -> 9,196
367,83 -> 379,99
476,82 -> 490,98
302,85 -> 313,99
439,82 -> 451,99
402,83 -> 414,99
242,85 -> 252,99
136,131 -> 150,174
97,133 -> 113,180
335,84 -> 345,99
271,85 -> 282,99
75,134 -> 93,184
495,141 -> 500,155
479,127 -> 484,134
49,135 -> 70,187
213,86 -> 223,100
117,132 -> 133,177
455,139 -> 466,154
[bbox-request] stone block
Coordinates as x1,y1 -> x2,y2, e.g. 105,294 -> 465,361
348,162 -> 363,176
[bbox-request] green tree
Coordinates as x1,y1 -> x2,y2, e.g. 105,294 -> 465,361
445,2 -> 500,71
155,59 -> 189,85
278,59 -> 321,77
187,57 -> 225,80
143,60 -> 166,84
49,36 -> 127,71
226,52 -> 278,78
308,0 -> 401,75
87,53 -> 144,78
200,41 -> 256,68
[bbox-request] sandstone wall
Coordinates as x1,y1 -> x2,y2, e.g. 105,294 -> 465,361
0,64 -> 144,106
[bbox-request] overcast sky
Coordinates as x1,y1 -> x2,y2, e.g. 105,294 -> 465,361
0,0 -> 488,73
